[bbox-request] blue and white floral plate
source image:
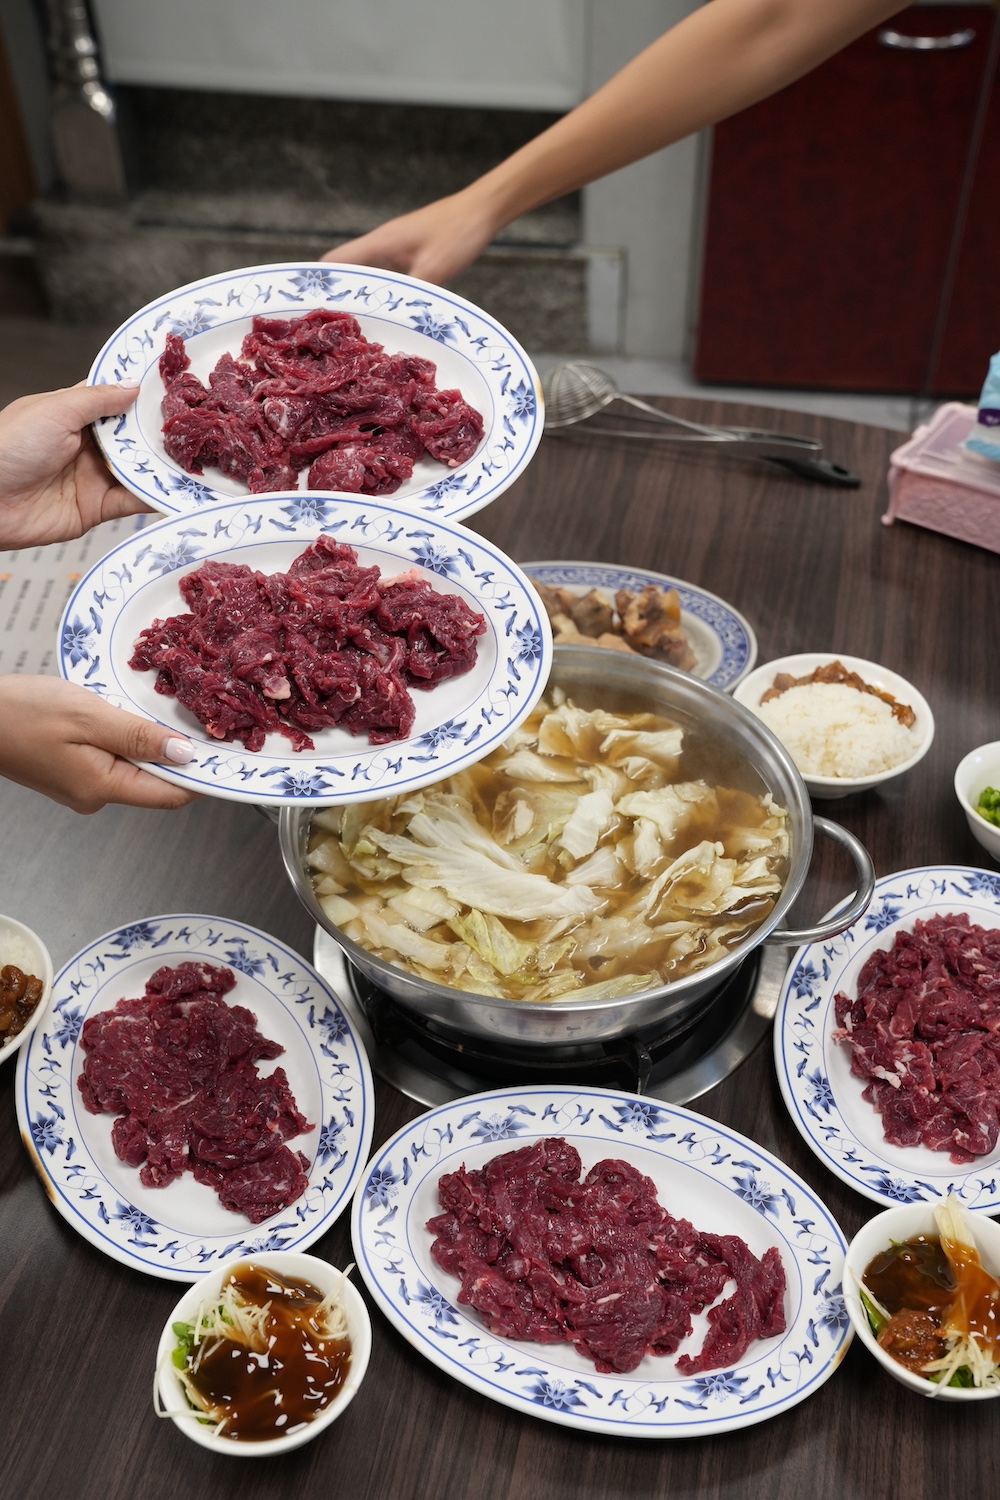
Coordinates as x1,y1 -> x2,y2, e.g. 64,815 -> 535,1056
776,865 -> 1000,1212
57,496 -> 551,806
524,561 -> 756,691
351,1085 -> 849,1437
14,915 -> 374,1282
87,261 -> 542,522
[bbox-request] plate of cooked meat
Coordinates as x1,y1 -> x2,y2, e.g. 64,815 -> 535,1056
56,495 -> 551,806
776,865 -> 1000,1212
525,561 -> 756,691
87,261 -> 542,521
351,1085 -> 849,1437
15,914 -> 374,1280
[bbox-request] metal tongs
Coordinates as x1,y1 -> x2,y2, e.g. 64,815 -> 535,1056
543,363 -> 860,487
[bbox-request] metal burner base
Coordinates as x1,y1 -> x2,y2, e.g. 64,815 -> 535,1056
313,929 -> 790,1108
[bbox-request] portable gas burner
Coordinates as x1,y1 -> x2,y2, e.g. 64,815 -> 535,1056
313,929 -> 789,1108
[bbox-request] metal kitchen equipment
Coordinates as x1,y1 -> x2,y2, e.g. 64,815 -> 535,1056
542,362 -> 861,487
44,0 -> 127,197
313,926 -> 791,1108
282,645 -> 875,1050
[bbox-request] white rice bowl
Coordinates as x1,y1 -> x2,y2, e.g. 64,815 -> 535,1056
733,653 -> 934,799
755,682 -> 917,778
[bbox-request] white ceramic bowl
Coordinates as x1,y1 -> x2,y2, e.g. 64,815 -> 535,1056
844,1204 -> 1000,1401
155,1251 -> 371,1455
0,914 -> 53,1066
733,652 -> 934,799
954,742 -> 1000,864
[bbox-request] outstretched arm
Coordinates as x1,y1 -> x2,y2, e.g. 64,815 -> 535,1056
326,0 -> 902,285
0,381 -> 152,548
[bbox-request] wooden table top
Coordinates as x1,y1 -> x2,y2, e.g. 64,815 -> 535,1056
2,400 -> 997,1500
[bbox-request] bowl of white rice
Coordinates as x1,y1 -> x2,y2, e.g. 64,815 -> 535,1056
733,652 -> 934,798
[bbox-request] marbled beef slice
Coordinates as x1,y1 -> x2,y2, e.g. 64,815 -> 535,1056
160,309 -> 484,496
428,1137 -> 786,1375
129,535 -> 485,752
77,962 -> 313,1220
834,914 -> 1000,1162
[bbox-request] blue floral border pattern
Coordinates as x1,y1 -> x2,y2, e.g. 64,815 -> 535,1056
87,263 -> 542,525
56,496 -> 551,806
775,866 -> 1000,1213
350,1086 -> 849,1439
524,562 -> 756,692
15,914 -> 374,1281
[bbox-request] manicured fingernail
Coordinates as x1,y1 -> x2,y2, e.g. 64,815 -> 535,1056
118,376 -> 141,389
163,737 -> 195,764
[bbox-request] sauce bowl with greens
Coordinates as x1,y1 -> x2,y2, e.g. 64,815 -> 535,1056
154,1251 -> 371,1455
955,743 -> 1000,864
844,1204 -> 1000,1401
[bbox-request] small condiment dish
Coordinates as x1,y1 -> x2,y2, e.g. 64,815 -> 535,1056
733,652 -> 934,799
844,1204 -> 1000,1401
0,914 -> 53,1067
155,1251 -> 371,1456
954,742 -> 1000,864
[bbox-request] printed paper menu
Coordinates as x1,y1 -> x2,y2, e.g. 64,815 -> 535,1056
0,516 -> 147,676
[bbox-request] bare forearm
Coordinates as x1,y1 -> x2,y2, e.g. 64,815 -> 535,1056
327,0 -> 904,283
467,0 -> 902,228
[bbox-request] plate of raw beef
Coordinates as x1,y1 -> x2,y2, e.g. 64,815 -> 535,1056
351,1085 -> 850,1438
56,495 -> 551,806
87,262 -> 542,522
15,914 -> 374,1280
775,865 -> 1000,1212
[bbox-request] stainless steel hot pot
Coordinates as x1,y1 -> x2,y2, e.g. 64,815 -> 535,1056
280,645 -> 875,1046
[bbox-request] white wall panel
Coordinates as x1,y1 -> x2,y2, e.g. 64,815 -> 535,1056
92,0 -> 586,110
583,1 -> 703,359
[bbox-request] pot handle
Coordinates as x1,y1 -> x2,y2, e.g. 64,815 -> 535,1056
765,816 -> 875,946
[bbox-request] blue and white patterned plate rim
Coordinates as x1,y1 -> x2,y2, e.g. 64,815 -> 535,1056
351,1084 -> 849,1438
56,496 -> 552,806
523,560 -> 757,691
775,864 -> 1000,1212
87,260 -> 542,523
15,914 -> 374,1281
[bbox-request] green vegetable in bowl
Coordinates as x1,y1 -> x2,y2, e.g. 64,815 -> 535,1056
859,1286 -> 887,1337
977,787 -> 1000,827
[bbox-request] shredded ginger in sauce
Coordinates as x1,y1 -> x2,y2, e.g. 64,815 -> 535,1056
861,1196 -> 1000,1390
169,1262 -> 351,1439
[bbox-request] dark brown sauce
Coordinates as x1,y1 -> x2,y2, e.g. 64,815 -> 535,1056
185,1263 -> 351,1441
864,1229 -> 1000,1377
0,965 -> 43,1043
863,1234 -> 956,1319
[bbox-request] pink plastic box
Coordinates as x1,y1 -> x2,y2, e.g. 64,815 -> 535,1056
884,402 -> 1000,554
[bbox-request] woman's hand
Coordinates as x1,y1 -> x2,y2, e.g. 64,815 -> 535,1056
0,382 -> 152,548
0,676 -> 199,814
323,188 -> 501,285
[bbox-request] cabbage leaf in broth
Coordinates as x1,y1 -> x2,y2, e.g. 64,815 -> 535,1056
308,691 -> 788,1001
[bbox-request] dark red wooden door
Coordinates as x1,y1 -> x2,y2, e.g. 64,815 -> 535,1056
694,6 -> 995,394
932,30 -> 1000,394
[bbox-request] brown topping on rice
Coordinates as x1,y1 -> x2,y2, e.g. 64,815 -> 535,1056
760,659 -> 915,728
